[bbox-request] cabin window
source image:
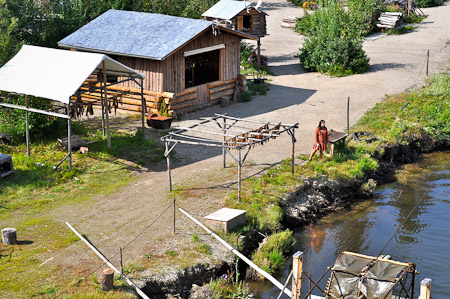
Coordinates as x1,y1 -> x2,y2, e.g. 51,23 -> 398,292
185,50 -> 220,89
243,15 -> 252,31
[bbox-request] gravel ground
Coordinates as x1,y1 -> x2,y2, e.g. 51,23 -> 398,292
21,0 -> 450,293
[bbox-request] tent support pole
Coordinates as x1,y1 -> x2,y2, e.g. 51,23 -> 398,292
67,103 -> 72,171
25,95 -> 30,157
103,62 -> 111,149
101,74 -> 106,137
140,78 -> 146,139
238,148 -> 242,202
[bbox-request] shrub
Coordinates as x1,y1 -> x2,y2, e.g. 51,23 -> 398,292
252,230 -> 295,275
415,0 -> 444,7
297,0 -> 370,77
0,94 -> 65,143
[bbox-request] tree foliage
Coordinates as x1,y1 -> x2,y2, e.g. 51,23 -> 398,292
297,0 -> 373,77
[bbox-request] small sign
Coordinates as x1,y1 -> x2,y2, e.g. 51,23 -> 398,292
359,280 -> 368,297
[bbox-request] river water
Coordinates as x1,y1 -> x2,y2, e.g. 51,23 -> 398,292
251,151 -> 450,298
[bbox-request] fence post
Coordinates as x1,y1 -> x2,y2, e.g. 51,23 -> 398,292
426,49 -> 430,76
419,278 -> 432,299
292,251 -> 304,299
173,198 -> 176,234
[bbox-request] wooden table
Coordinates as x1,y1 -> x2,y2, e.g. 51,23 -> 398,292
328,130 -> 348,157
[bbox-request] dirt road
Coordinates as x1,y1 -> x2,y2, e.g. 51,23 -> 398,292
31,0 -> 450,292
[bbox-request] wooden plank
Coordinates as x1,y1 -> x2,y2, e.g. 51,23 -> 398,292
170,100 -> 198,110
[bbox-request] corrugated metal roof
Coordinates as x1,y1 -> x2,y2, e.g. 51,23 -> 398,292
202,0 -> 251,20
58,10 -> 213,61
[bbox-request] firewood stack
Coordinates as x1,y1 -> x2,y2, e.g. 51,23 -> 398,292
376,12 -> 403,30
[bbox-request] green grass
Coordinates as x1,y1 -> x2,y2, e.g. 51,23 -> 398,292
192,234 -> 212,255
251,230 -> 295,275
0,123 -> 167,298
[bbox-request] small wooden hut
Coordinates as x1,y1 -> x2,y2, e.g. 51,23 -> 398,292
58,10 -> 256,116
202,0 -> 267,38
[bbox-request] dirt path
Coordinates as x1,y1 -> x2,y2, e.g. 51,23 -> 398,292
26,0 -> 450,292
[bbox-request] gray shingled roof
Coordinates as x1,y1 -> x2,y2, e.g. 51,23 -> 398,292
202,0 -> 251,20
58,10 -> 213,61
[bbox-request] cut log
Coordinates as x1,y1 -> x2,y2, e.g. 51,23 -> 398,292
238,79 -> 247,86
207,78 -> 237,89
209,83 -> 235,95
239,85 -> 249,92
1,228 -> 17,245
58,135 -> 87,149
175,88 -> 197,97
209,89 -> 235,101
170,100 -> 198,110
100,268 -> 114,291
172,93 -> 198,104
237,74 -> 246,80
116,103 -> 158,114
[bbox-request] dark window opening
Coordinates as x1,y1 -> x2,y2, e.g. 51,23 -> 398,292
243,15 -> 252,31
185,50 -> 220,89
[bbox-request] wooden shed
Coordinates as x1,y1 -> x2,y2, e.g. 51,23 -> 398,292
58,10 -> 256,115
202,0 -> 267,38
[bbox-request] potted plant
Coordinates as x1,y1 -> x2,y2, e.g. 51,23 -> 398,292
147,101 -> 172,130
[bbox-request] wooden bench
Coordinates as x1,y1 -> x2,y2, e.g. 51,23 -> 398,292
328,130 -> 348,157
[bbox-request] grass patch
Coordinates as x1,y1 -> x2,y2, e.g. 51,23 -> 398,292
192,234 -> 212,255
0,122 -> 166,298
251,230 -> 295,275
0,127 -> 166,215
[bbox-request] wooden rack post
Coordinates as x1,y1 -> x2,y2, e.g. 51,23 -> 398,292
238,148 -> 242,202
223,117 -> 227,168
292,251 -> 303,299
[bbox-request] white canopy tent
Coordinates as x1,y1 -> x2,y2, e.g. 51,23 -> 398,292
0,45 -> 146,170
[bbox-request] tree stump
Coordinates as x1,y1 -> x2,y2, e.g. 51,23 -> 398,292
1,228 -> 17,245
100,268 -> 114,291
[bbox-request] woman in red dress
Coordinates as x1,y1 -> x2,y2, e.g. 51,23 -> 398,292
308,120 -> 328,161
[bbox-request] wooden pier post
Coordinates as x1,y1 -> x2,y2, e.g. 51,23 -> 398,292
1,228 -> 17,245
101,268 -> 114,291
291,251 -> 303,299
419,278 -> 432,299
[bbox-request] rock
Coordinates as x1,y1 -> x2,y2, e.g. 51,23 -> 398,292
188,284 -> 214,299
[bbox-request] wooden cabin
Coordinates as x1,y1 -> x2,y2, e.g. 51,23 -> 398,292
202,0 -> 267,38
58,10 -> 256,115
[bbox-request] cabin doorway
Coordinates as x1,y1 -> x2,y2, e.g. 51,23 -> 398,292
185,50 -> 220,89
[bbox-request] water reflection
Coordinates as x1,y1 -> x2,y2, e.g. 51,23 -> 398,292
253,151 -> 450,298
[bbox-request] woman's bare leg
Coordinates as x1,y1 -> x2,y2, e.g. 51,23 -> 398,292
309,149 -> 317,161
319,150 -> 323,159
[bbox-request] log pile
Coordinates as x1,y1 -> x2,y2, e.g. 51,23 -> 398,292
71,81 -> 175,116
72,76 -> 246,117
376,12 -> 403,29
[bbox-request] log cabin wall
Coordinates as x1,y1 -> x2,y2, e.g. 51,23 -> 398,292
116,56 -> 164,92
162,27 -> 241,93
235,8 -> 267,37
